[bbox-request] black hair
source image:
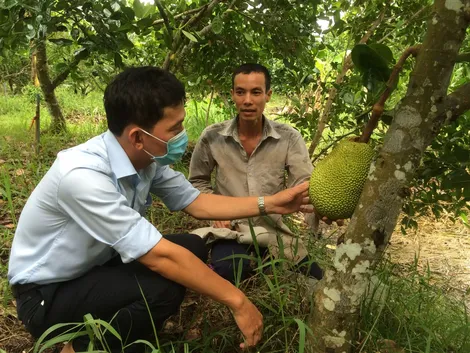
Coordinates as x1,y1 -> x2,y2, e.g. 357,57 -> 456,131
232,63 -> 271,91
104,66 -> 186,136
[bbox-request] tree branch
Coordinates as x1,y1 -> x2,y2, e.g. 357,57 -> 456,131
174,0 -> 238,68
378,5 -> 431,44
358,45 -> 421,143
1,64 -> 30,80
155,0 -> 173,39
162,0 -> 223,70
152,5 -> 207,26
308,7 -> 387,156
51,49 -> 89,90
440,82 -> 470,123
455,52 -> 470,62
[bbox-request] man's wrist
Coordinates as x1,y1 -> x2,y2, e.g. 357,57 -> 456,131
262,195 -> 274,215
226,287 -> 246,312
258,196 -> 267,216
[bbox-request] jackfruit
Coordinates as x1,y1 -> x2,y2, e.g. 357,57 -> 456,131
309,139 -> 375,220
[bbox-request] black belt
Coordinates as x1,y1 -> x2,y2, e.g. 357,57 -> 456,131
11,283 -> 41,298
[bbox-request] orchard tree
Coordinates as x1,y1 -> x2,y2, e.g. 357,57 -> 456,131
307,0 -> 470,351
0,0 -> 142,131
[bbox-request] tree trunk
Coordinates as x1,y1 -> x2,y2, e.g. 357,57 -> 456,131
307,1 -> 470,352
31,49 -> 39,87
35,40 -> 66,133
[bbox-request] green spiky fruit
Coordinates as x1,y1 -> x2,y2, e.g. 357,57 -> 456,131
309,139 -> 375,220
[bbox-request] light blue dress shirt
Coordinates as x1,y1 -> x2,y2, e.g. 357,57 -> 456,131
8,130 -> 200,285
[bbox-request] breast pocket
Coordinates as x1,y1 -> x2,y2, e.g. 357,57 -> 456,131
261,166 -> 287,195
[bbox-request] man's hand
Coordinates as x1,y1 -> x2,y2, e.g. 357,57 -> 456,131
212,220 -> 232,229
311,208 -> 345,226
319,215 -> 344,226
264,181 -> 311,215
139,238 -> 263,349
232,296 -> 264,349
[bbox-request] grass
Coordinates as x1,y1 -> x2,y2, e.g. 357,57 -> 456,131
0,88 -> 469,353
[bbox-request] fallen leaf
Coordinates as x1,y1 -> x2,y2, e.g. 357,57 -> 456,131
4,224 -> 15,229
184,328 -> 201,341
15,169 -> 25,176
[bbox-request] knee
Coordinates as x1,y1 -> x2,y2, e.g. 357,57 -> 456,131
183,234 -> 208,263
211,257 -> 251,283
147,280 -> 186,311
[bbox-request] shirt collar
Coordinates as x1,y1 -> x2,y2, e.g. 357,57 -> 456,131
103,130 -> 138,180
218,115 -> 281,140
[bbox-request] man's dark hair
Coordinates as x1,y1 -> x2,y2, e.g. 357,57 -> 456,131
104,66 -> 186,136
232,63 -> 271,91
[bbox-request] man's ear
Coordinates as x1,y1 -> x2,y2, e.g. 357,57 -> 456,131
266,89 -> 273,102
129,127 -> 144,150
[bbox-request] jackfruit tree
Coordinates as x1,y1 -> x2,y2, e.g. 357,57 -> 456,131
307,1 -> 470,352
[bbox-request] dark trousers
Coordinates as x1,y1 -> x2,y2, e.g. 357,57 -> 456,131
211,239 -> 323,283
15,234 -> 207,353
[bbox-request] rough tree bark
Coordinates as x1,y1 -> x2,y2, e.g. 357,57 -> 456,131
36,40 -> 66,133
307,1 -> 470,352
35,39 -> 89,133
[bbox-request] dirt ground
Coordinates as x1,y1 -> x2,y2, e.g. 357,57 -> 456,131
387,217 -> 470,303
1,216 -> 469,353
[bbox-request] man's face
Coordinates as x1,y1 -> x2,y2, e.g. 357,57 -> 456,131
139,103 -> 186,157
231,72 -> 272,122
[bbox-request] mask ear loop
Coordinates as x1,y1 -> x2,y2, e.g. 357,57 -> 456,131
139,128 -> 171,159
139,128 -> 168,145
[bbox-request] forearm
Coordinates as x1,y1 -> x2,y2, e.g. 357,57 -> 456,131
184,193 -> 270,220
139,240 -> 245,309
189,177 -> 214,194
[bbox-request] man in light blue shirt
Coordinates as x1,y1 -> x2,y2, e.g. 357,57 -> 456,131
8,67 -> 313,353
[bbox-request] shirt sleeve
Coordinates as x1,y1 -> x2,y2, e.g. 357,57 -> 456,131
150,166 -> 200,211
286,132 -> 314,187
57,168 -> 162,263
188,134 -> 216,194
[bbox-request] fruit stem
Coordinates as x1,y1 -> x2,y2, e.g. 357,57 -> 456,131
358,45 -> 421,143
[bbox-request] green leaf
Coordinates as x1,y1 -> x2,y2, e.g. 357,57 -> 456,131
103,8 -> 112,18
114,52 -> 123,67
74,47 -> 89,61
293,319 -> 308,353
243,32 -> 253,42
121,6 -> 135,20
463,187 -> 470,200
351,44 -> 391,82
71,27 -> 80,40
25,24 -> 36,40
117,36 -> 134,49
459,212 -> 469,226
133,0 -> 156,19
48,38 -> 73,46
369,43 -> 395,64
137,17 -> 154,30
453,145 -> 469,163
182,30 -> 198,42
343,92 -> 354,105
111,2 -> 121,12
211,16 -> 223,34
2,0 -> 18,10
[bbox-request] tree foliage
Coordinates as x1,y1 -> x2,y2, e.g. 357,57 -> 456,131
0,0 -> 468,223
